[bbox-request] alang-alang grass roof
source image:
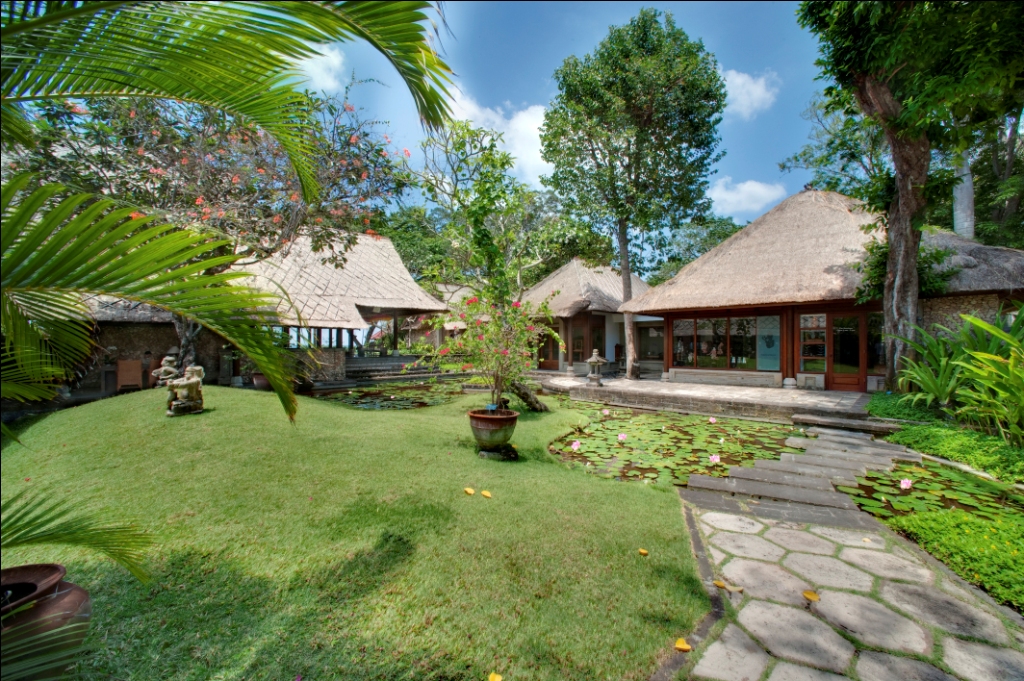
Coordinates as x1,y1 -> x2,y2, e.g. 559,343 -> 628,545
236,234 -> 447,328
521,258 -> 650,317
620,190 -> 1024,315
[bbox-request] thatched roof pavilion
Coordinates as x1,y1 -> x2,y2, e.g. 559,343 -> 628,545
522,258 -> 649,317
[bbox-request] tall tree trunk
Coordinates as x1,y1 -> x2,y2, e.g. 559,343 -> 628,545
854,75 -> 931,387
510,380 -> 549,412
171,314 -> 202,369
616,217 -> 640,380
953,150 -> 975,239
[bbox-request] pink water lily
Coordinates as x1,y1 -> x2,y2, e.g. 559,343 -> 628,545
709,455 -> 721,464
602,409 -> 610,416
571,440 -> 581,451
900,479 -> 913,490
618,433 -> 627,442
708,417 -> 717,424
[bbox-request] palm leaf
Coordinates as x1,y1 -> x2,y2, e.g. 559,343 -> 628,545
1,489 -> 152,581
1,173 -> 298,418
1,1 -> 453,198
1,617 -> 91,681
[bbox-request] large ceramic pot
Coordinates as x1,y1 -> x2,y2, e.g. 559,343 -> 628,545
251,372 -> 271,390
467,409 -> 519,449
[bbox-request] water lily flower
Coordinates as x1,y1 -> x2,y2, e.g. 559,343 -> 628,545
618,433 -> 627,442
708,417 -> 717,424
571,440 -> 581,451
719,438 -> 724,444
900,479 -> 913,490
602,409 -> 610,415
709,455 -> 721,464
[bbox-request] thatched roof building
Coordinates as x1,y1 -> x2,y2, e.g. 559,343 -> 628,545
236,234 -> 447,328
522,258 -> 649,317
619,190 -> 1023,393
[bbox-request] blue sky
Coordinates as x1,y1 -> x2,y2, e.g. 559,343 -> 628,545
302,1 -> 824,221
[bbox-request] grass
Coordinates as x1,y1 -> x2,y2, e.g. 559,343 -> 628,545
0,387 -> 707,681
887,510 -> 1023,611
885,423 -> 1024,484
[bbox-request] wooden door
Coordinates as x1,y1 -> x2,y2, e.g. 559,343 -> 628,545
537,333 -> 560,370
827,313 -> 866,391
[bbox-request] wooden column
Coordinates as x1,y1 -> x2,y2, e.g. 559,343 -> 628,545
565,315 -> 574,371
663,317 -> 671,374
392,312 -> 399,355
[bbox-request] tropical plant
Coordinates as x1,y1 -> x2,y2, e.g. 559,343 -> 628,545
954,314 -> 1024,448
540,8 -> 727,378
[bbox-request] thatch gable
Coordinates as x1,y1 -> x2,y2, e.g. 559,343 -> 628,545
621,190 -> 1024,315
521,258 -> 649,317
236,234 -> 447,328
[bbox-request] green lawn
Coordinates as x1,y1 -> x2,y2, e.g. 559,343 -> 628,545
1,387 -> 707,681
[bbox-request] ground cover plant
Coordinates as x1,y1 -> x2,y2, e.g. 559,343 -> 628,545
865,392 -> 941,422
885,424 -> 1024,485
0,387 -> 708,681
550,402 -> 802,484
316,381 -> 463,410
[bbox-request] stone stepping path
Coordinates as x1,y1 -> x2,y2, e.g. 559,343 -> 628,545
682,509 -> 1024,681
791,413 -> 902,435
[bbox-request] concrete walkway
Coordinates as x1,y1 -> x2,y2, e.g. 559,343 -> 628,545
682,507 -> 1024,681
539,375 -> 870,421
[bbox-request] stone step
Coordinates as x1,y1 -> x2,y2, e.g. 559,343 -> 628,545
755,460 -> 859,487
816,435 -> 906,452
792,413 -> 902,435
807,445 -> 920,466
726,466 -> 835,491
781,453 -> 871,473
804,445 -> 895,464
687,474 -> 858,509
787,436 -> 912,459
807,426 -> 874,440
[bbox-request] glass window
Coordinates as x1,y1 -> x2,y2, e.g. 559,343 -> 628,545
637,323 -> 664,361
800,313 -> 826,373
756,316 -> 781,371
867,312 -> 886,375
673,319 -> 695,367
572,322 -> 585,363
696,318 -> 728,368
729,317 -> 757,369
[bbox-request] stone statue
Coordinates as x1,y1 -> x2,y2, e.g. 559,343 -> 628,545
151,356 -> 179,387
166,365 -> 205,416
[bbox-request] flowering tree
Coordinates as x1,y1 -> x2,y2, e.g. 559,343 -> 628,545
426,295 -> 562,409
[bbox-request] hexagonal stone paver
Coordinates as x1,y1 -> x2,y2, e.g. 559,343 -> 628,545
711,532 -> 786,562
766,662 -> 846,681
937,576 -> 981,607
722,559 -> 812,606
880,582 -> 1010,644
809,526 -> 884,549
764,527 -> 835,555
813,590 -> 930,654
702,512 -> 764,534
943,638 -> 1024,681
738,601 -> 854,673
708,546 -> 727,565
782,553 -> 873,591
691,623 -> 768,681
856,651 -> 957,681
839,548 -> 933,583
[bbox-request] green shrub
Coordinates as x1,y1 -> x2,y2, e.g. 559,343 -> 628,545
866,392 -> 942,422
954,315 -> 1024,447
887,423 -> 1024,484
887,509 -> 1023,610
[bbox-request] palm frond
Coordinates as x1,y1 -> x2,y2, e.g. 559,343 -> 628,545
1,489 -> 152,581
1,617 -> 91,681
1,174 -> 298,417
1,2 -> 452,197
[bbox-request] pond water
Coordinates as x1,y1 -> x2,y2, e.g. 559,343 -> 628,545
316,382 -> 462,410
550,404 -> 802,485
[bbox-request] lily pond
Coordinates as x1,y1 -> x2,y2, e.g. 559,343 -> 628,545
550,404 -> 803,485
840,459 -> 1024,523
316,381 -> 462,410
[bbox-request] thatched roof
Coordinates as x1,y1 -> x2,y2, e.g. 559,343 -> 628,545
86,295 -> 174,323
236,234 -> 447,328
520,258 -> 649,317
621,190 -> 1024,314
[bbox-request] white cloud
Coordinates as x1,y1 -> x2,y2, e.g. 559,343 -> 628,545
723,69 -> 780,121
301,46 -> 346,94
708,176 -> 787,215
450,90 -> 550,187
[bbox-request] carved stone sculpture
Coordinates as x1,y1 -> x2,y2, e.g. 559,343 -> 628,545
166,365 -> 205,416
151,356 -> 179,387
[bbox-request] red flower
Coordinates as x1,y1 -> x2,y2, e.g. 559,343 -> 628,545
315,217 -> 323,223
527,325 -> 535,331
403,148 -> 411,158
501,349 -> 509,355
439,347 -> 450,355
512,301 -> 521,308
272,215 -> 282,224
257,167 -> 266,174
459,313 -> 466,319
129,110 -> 136,118
475,320 -> 482,327
231,174 -> 240,184
349,135 -> 359,144
467,297 -> 478,304
477,335 -> 485,341
180,157 -> 188,165
129,211 -> 145,220
195,196 -> 204,205
461,363 -> 473,370
136,147 -> 144,156
360,171 -> 368,180
344,103 -> 355,112
290,192 -> 299,201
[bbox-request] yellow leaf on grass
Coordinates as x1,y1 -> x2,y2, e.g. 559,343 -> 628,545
803,590 -> 820,602
489,674 -> 503,681
481,490 -> 492,498
713,580 -> 726,589
638,548 -> 649,556
464,488 -> 475,495
674,638 -> 692,652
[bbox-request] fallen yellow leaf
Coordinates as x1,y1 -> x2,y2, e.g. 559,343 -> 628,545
464,488 -> 475,496
674,638 -> 691,652
481,490 -> 492,499
638,548 -> 649,556
489,673 -> 502,681
803,590 -> 820,602
713,580 -> 727,589
862,538 -> 872,543
725,585 -> 744,593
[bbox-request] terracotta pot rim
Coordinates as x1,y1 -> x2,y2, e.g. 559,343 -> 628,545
0,563 -> 67,616
467,408 -> 520,419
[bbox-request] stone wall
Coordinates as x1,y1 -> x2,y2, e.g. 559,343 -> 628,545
304,348 -> 347,382
666,368 -> 782,388
920,294 -> 1001,332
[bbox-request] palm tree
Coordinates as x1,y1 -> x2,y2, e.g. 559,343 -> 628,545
2,4 -> 453,676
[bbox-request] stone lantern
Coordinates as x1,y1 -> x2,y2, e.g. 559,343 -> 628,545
586,349 -> 608,386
